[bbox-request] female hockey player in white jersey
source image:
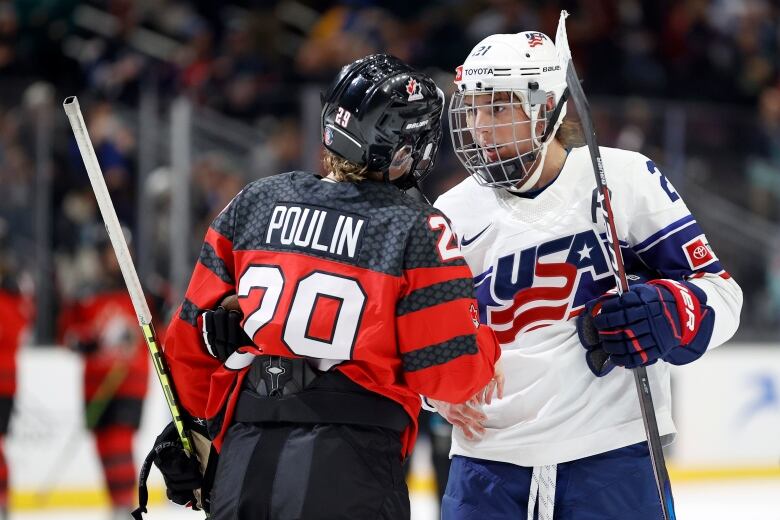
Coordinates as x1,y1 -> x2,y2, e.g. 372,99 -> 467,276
430,29 -> 743,520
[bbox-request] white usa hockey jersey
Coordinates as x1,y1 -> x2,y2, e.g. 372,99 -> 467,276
434,146 -> 743,467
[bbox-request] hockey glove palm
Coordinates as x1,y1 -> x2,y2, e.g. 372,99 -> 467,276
199,306 -> 254,362
577,280 -> 714,376
152,422 -> 202,506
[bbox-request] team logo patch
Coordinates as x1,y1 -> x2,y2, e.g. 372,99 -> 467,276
469,303 -> 480,329
526,32 -> 545,47
475,230 -> 615,345
406,78 -> 423,101
455,65 -> 463,83
682,235 -> 717,270
324,126 -> 334,146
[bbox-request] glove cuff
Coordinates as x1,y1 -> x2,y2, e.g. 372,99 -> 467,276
647,279 -> 704,346
649,279 -> 715,366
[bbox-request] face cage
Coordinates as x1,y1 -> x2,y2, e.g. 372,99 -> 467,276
449,88 -> 551,189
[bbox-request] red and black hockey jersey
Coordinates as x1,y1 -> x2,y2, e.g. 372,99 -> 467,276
58,290 -> 149,401
164,172 -> 501,456
0,288 -> 30,398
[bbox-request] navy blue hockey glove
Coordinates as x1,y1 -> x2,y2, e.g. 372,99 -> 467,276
152,422 -> 202,506
199,306 -> 253,362
577,279 -> 714,376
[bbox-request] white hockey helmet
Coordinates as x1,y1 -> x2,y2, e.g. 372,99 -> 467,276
449,31 -> 569,191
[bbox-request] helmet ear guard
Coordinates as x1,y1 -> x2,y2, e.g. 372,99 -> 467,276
541,86 -> 569,143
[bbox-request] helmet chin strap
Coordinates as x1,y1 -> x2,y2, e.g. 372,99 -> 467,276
506,135 -> 551,193
507,103 -> 565,193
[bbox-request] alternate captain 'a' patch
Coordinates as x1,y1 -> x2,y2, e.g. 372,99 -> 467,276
265,202 -> 367,262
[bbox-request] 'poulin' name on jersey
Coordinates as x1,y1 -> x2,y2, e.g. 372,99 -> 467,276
266,203 -> 366,261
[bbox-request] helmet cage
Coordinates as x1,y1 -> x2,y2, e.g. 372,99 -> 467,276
449,85 -> 561,190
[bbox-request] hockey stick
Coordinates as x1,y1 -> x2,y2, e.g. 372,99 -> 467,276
555,12 -> 676,520
62,96 -> 207,513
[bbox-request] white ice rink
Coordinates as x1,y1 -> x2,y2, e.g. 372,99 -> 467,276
9,478 -> 780,520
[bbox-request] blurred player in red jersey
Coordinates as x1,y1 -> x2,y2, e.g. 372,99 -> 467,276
149,54 -> 502,520
59,235 -> 149,520
0,223 -> 31,520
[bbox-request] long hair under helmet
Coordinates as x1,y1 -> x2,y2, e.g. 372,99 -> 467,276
321,54 -> 445,189
449,31 -> 569,192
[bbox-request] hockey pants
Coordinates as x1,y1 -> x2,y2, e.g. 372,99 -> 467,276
209,421 -> 410,520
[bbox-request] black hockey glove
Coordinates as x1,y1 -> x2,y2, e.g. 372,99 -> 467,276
66,338 -> 99,355
200,306 -> 254,361
152,422 -> 203,506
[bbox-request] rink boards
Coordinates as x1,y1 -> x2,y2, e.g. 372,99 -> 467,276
6,342 -> 780,509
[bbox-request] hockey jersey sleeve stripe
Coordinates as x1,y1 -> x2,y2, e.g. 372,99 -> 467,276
402,334 -> 478,372
178,298 -> 204,327
402,265 -> 476,296
397,297 -> 483,353
199,242 -> 234,285
633,214 -> 696,253
634,223 -> 724,279
397,277 -> 474,316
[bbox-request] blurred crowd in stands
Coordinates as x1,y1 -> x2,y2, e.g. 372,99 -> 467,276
0,0 -> 779,340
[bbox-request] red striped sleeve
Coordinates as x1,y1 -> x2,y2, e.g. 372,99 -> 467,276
401,264 -> 476,295
396,262 -> 500,403
163,213 -> 239,418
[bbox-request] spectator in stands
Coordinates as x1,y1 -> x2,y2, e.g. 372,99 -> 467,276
66,101 -> 136,228
295,2 -> 412,80
747,85 -> 780,221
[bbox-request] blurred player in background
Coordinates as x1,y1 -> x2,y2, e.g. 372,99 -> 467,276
0,219 -> 31,520
151,54 -> 501,519
58,232 -> 149,520
430,30 -> 743,519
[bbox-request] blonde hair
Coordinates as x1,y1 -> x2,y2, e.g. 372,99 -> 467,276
554,118 -> 585,148
322,150 -> 371,182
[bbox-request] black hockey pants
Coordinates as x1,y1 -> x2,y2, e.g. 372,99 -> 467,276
208,421 -> 410,520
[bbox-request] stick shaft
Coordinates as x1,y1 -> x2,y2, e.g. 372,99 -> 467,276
555,11 -> 676,517
62,96 -> 193,454
564,61 -> 676,520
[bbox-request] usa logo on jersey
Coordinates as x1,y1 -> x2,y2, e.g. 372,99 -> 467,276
474,229 -> 616,345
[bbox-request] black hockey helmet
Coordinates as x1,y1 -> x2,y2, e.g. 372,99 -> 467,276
321,54 -> 444,187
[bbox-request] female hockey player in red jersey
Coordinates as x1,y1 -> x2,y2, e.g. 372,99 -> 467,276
0,245 -> 31,520
151,54 -> 502,520
430,27 -> 743,520
59,238 -> 149,520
